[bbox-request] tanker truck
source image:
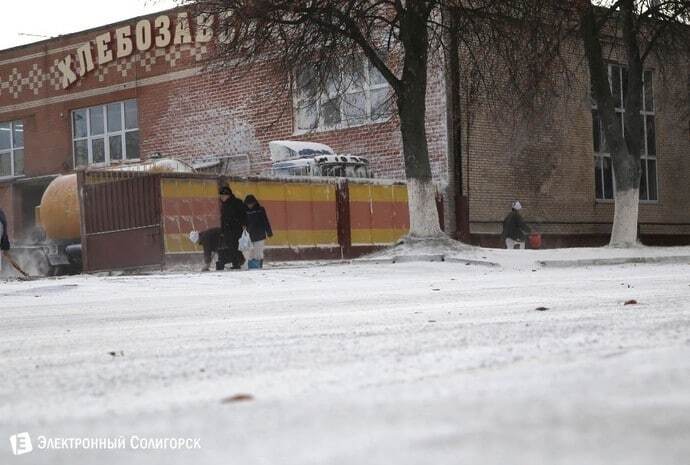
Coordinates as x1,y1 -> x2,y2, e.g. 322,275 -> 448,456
35,159 -> 194,275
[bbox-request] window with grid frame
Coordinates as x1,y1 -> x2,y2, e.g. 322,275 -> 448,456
0,120 -> 24,177
72,99 -> 140,168
592,65 -> 657,201
294,58 -> 393,132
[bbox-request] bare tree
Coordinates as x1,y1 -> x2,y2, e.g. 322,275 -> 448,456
182,0 -> 569,240
577,0 -> 690,246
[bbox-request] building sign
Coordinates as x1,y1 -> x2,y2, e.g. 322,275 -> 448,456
57,12 -> 216,89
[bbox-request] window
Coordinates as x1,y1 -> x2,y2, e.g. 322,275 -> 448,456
72,99 -> 139,167
0,120 -> 24,177
295,58 -> 393,132
592,66 -> 657,201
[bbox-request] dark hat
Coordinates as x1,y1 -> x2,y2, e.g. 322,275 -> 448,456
244,194 -> 257,205
219,186 -> 232,196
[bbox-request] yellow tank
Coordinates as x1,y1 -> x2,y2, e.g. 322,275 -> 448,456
37,159 -> 195,242
39,174 -> 81,241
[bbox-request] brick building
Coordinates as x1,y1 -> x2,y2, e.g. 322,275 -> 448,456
1,6 -> 689,247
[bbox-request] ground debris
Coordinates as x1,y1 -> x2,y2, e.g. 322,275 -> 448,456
108,351 -> 125,357
624,299 -> 638,306
221,394 -> 254,404
535,306 -> 549,311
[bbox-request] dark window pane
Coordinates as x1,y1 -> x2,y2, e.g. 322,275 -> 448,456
12,121 -> 24,148
296,66 -> 318,100
109,135 -> 123,161
371,87 -> 392,120
646,115 -> 655,156
592,111 -> 601,152
0,122 -> 10,150
73,109 -> 88,138
595,156 -> 603,199
603,156 -> 614,199
644,70 -> 654,112
647,159 -> 658,201
89,106 -> 104,135
600,117 -> 609,153
611,65 -> 622,108
621,67 -> 628,107
13,149 -> 24,175
343,91 -> 367,124
107,103 -> 122,132
296,100 -> 318,130
639,160 -> 648,200
124,100 -> 138,130
0,153 -> 11,176
92,138 -> 105,164
125,131 -> 139,160
74,140 -> 88,167
323,97 -> 341,127
368,60 -> 386,86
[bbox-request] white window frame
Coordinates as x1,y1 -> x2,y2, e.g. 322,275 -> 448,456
72,99 -> 140,168
592,64 -> 657,203
293,58 -> 392,134
0,120 -> 24,178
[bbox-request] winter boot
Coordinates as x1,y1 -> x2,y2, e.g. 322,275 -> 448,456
259,260 -> 264,269
247,259 -> 260,269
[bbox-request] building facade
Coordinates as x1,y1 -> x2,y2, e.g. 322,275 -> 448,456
1,6 -> 689,247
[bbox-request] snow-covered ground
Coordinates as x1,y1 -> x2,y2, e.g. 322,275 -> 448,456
1,255 -> 689,464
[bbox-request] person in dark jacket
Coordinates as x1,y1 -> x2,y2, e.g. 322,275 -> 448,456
218,185 -> 247,270
0,208 -> 9,272
502,201 -> 531,249
0,208 -> 9,252
189,227 -> 223,272
244,194 -> 273,269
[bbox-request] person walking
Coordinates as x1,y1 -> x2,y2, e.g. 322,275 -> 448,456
0,208 -> 10,270
218,186 -> 247,270
243,194 -> 273,269
502,201 -> 531,249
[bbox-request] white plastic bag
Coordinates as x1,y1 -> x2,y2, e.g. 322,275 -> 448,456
188,230 -> 200,244
238,230 -> 252,252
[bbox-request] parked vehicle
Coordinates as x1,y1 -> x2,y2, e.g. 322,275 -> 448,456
35,158 -> 194,275
268,141 -> 374,179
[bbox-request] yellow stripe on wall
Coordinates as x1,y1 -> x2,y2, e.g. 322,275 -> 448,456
228,181 -> 335,203
161,179 -> 217,199
351,228 -> 408,245
164,229 -> 339,254
164,234 -> 204,254
266,229 -> 338,246
349,184 -> 408,203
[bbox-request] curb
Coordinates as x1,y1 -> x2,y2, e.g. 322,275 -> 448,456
536,255 -> 690,268
354,254 -> 499,267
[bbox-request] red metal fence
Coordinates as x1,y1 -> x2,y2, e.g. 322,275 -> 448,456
78,170 -> 164,272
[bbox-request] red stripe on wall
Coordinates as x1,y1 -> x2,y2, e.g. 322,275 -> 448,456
262,200 -> 337,231
350,201 -> 410,230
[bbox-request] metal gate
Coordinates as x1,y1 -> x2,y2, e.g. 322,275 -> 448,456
78,170 -> 164,272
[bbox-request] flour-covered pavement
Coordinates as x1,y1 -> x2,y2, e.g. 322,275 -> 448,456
1,258 -> 689,464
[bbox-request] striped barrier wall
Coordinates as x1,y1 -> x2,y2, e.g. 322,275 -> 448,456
160,177 -> 339,257
349,183 -> 410,246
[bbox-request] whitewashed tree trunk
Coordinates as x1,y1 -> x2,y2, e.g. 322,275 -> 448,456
610,188 -> 640,247
407,178 -> 443,238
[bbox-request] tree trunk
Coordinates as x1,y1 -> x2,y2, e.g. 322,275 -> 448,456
398,3 -> 443,238
581,3 -> 641,247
